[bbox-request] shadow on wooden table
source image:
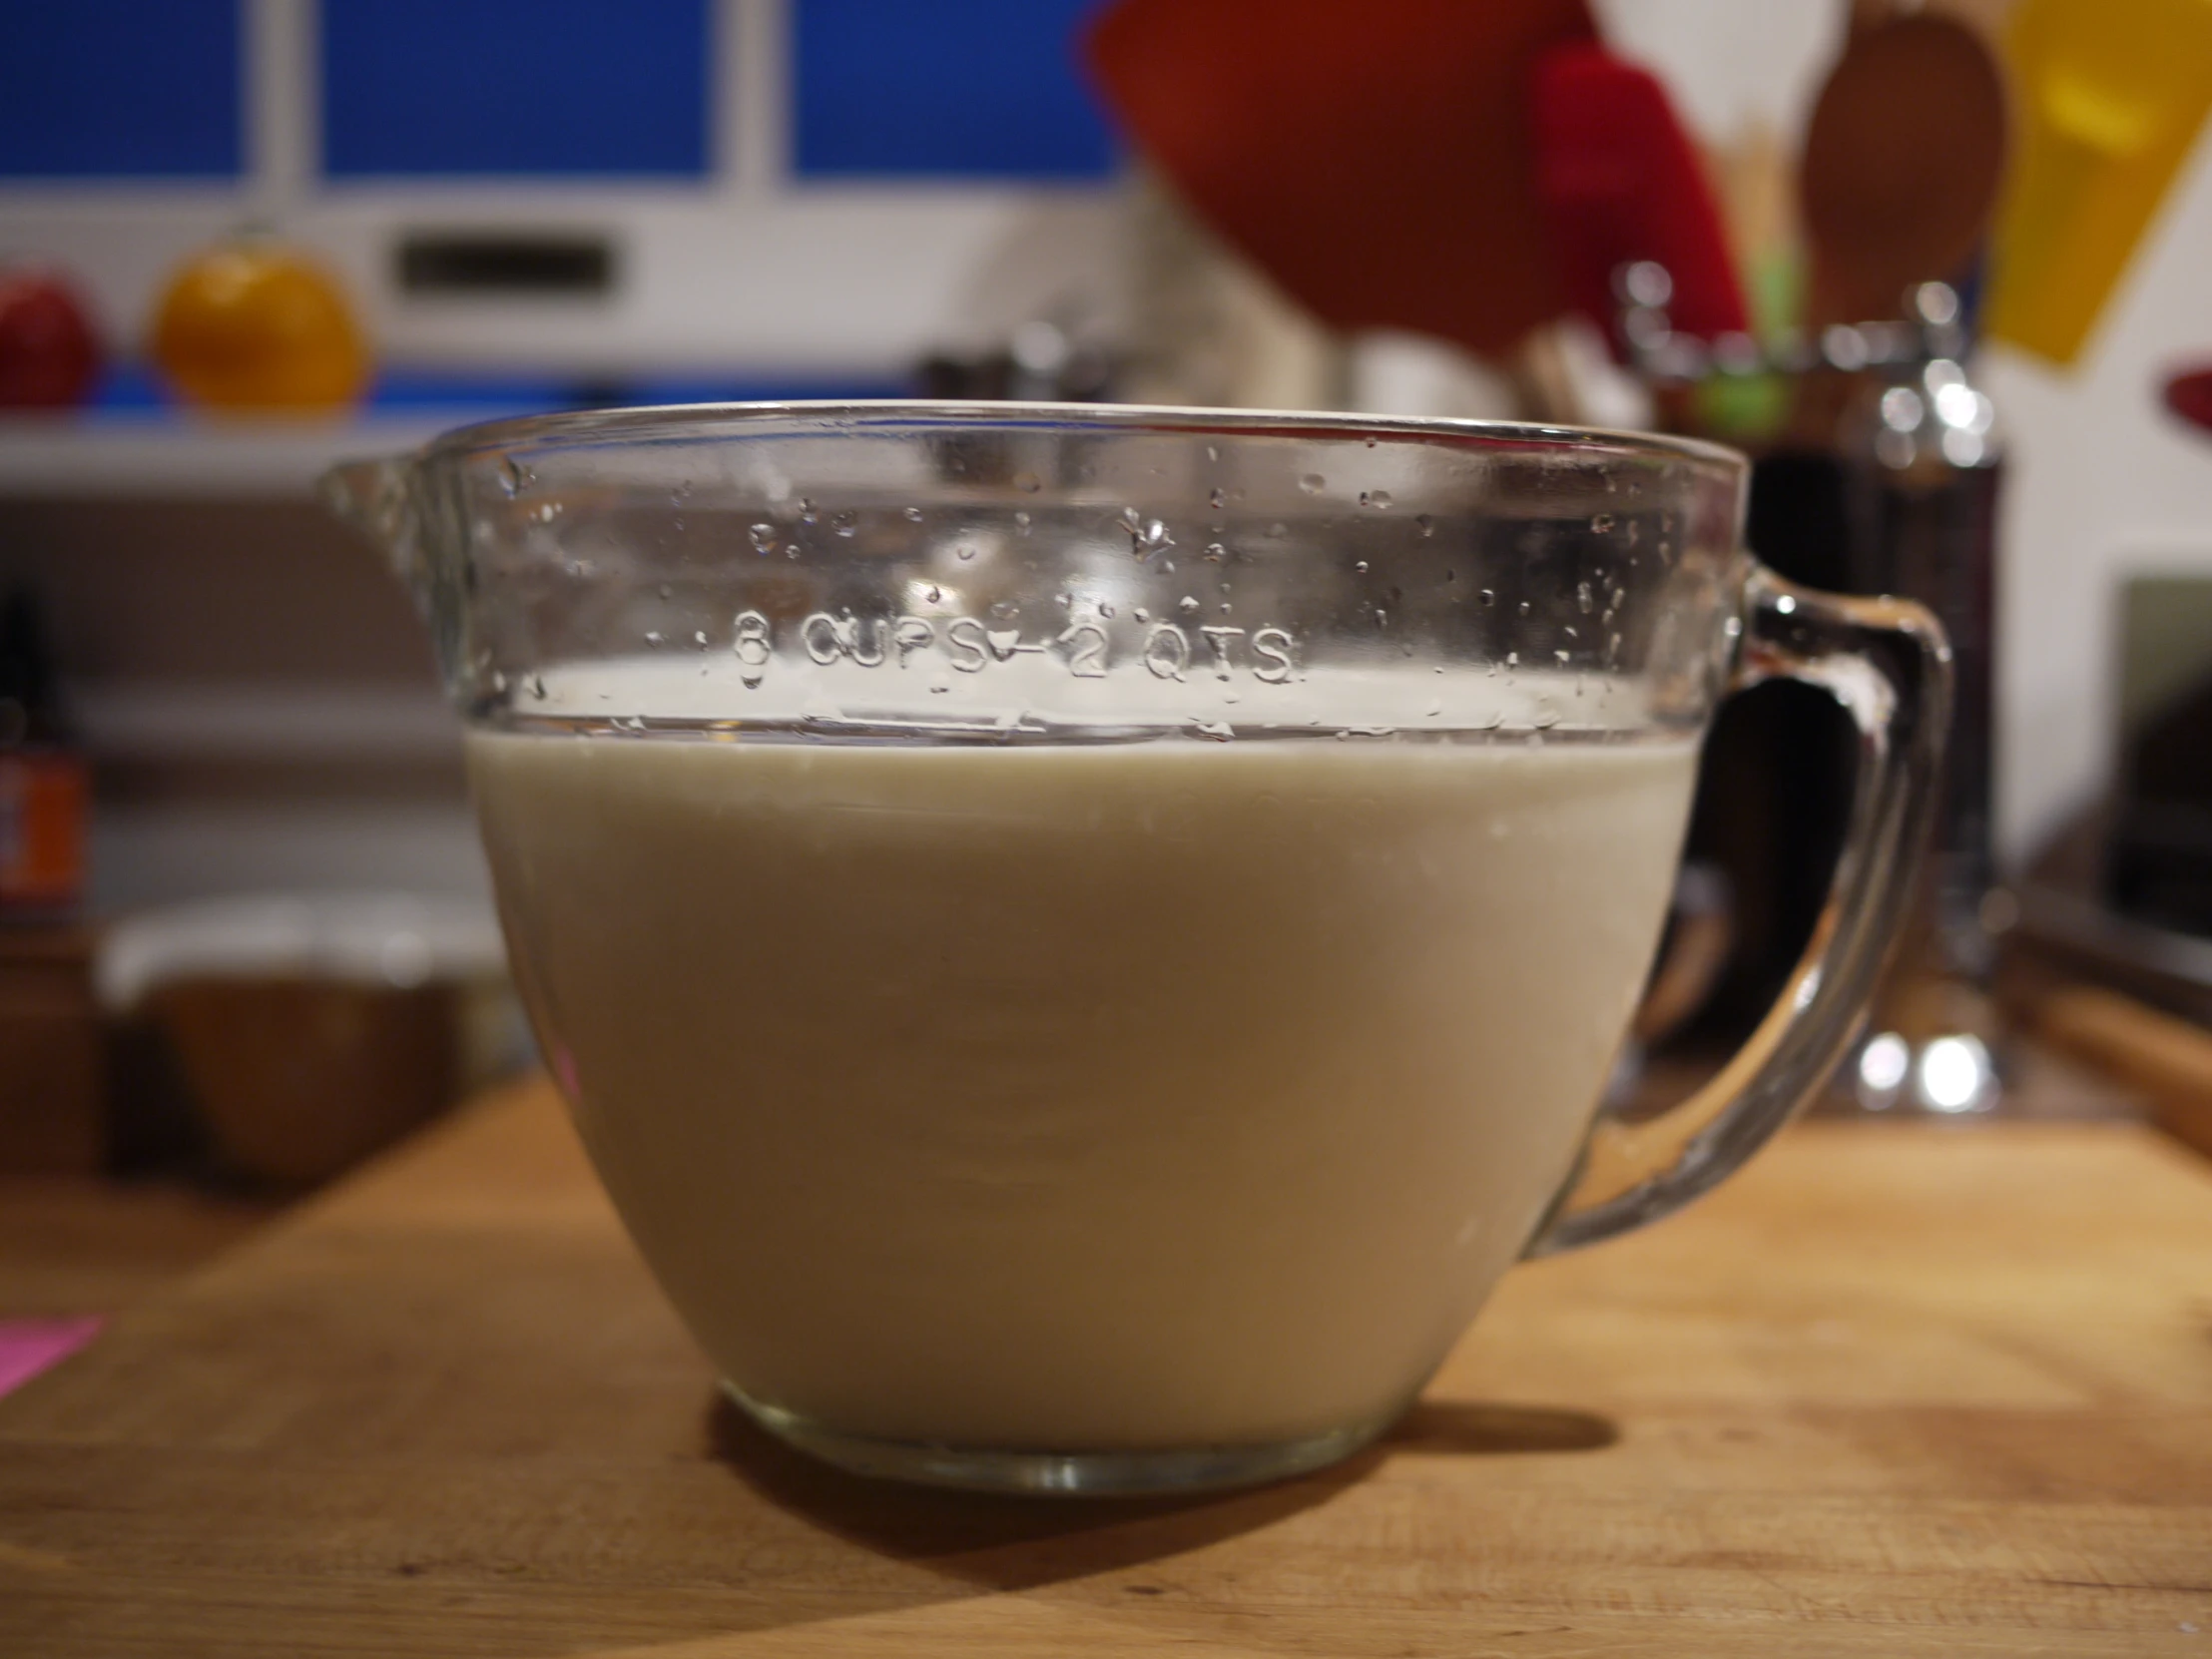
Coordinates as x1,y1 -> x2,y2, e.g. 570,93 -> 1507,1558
705,1391 -> 1616,1591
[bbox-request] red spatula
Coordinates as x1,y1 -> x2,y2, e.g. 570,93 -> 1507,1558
1528,41 -> 1750,346
1085,0 -> 1597,360
2164,364 -> 2212,439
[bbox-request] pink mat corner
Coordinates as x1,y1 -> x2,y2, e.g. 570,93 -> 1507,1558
0,1316 -> 105,1397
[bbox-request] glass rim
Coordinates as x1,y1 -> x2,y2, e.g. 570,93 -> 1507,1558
415,398 -> 1748,474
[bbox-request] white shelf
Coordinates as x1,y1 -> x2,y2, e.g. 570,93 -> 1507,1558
76,683 -> 461,765
0,413 -> 479,498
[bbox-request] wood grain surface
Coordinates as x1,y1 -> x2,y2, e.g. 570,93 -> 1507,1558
2038,986 -> 2212,1162
0,1176 -> 272,1320
2,1076 -> 2208,1657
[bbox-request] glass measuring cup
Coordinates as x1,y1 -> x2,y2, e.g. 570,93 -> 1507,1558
325,402 -> 1946,1494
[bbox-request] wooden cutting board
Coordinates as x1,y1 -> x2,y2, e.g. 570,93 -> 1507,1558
2,1076 -> 2209,1656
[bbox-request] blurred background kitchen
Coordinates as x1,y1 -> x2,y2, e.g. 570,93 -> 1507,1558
4,0 -> 2211,1206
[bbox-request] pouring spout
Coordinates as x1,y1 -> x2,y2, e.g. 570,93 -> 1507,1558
317,456 -> 424,600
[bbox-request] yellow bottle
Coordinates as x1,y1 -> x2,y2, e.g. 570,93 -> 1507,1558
1987,0 -> 2212,365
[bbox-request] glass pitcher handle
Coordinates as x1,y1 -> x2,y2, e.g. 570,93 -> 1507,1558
1526,560 -> 1951,1256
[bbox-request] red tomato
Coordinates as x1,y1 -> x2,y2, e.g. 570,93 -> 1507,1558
0,269 -> 102,409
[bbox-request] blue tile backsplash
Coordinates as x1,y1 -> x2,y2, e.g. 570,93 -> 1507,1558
321,0 -> 714,179
0,0 -> 1117,186
0,0 -> 244,179
791,0 -> 1117,181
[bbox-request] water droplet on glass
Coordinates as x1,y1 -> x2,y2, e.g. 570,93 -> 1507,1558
1100,601 -> 1115,619
1577,581 -> 1594,613
1206,444 -> 1219,462
1591,513 -> 1616,533
1425,698 -> 1442,717
1517,600 -> 1532,618
1360,489 -> 1392,509
1014,510 -> 1032,535
1415,513 -> 1433,538
500,458 -> 526,498
956,545 -> 976,561
529,675 -> 547,700
1194,718 -> 1234,741
1209,486 -> 1227,509
926,585 -> 942,604
1014,471 -> 1042,493
902,506 -> 925,522
1133,607 -> 1150,624
1298,473 -> 1325,494
645,630 -> 664,647
1178,595 -> 1200,615
990,600 -> 1017,620
928,674 -> 950,694
1205,542 -> 1228,562
797,497 -> 818,525
537,502 -> 560,523
1554,648 -> 1570,664
831,510 -> 858,538
749,522 -> 778,554
694,630 -> 709,646
1479,588 -> 1496,607
1506,650 -> 1519,668
1355,560 -> 1369,574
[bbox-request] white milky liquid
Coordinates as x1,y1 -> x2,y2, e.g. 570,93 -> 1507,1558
469,730 -> 1699,1450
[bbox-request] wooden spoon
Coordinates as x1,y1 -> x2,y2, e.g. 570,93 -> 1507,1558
1799,13 -> 2008,326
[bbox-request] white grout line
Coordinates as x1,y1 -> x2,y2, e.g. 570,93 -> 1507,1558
247,0 -> 315,227
726,0 -> 788,202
